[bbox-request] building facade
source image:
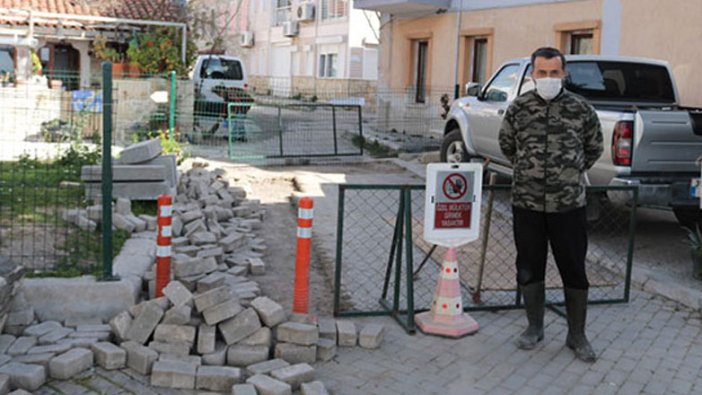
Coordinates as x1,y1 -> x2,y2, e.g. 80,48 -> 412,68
235,0 -> 380,99
356,0 -> 702,109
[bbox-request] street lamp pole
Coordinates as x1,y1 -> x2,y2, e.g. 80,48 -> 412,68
453,0 -> 464,99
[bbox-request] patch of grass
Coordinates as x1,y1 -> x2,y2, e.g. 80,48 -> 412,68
351,135 -> 398,158
132,200 -> 158,217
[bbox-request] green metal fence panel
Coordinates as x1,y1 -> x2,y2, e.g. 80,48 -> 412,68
334,183 -> 639,333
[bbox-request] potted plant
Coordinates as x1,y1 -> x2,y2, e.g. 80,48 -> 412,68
92,35 -> 134,78
683,225 -> 702,279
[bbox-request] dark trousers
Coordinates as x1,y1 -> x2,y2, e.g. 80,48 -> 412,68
513,205 -> 589,290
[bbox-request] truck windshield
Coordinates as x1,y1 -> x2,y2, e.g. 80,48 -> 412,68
565,61 -> 675,103
521,61 -> 675,104
200,57 -> 243,81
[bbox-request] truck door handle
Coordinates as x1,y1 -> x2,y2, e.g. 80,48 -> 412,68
497,109 -> 505,115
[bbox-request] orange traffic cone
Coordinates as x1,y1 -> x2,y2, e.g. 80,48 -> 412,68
415,247 -> 479,337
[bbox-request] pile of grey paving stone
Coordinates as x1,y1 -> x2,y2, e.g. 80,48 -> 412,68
0,163 -> 384,395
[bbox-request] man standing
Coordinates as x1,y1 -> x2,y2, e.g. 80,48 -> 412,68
498,47 -> 603,362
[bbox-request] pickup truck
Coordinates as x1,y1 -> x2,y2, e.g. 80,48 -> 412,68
440,55 -> 702,227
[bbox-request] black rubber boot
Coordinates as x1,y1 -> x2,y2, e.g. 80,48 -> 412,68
564,288 -> 597,362
517,282 -> 545,350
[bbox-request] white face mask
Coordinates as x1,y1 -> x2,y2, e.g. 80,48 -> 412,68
535,77 -> 563,101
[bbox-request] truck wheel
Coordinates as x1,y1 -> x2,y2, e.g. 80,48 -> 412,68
673,207 -> 702,230
440,129 -> 469,163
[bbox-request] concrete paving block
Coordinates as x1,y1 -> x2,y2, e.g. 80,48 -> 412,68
154,324 -> 196,345
125,302 -> 164,345
6,309 -> 33,327
163,281 -> 194,307
359,324 -> 384,349
227,266 -> 248,277
336,321 -> 357,347
250,297 -> 285,328
202,342 -> 227,366
76,324 -> 111,333
113,213 -> 136,232
276,322 -> 319,346
23,321 -> 62,338
246,359 -> 290,377
197,272 -> 226,293
197,247 -> 225,263
0,373 -> 8,394
0,354 -> 11,367
0,335 -> 15,354
226,345 -> 269,367
316,339 -> 336,362
8,389 -> 34,395
190,232 -> 218,246
248,258 -> 266,275
198,324 -> 216,355
180,274 -> 206,292
196,366 -> 242,391
246,374 -> 292,395
203,300 -> 243,326
150,360 -> 197,390
68,331 -> 111,341
175,257 -> 218,278
270,363 -> 315,390
194,286 -> 232,312
181,210 -> 204,224
7,337 -> 36,356
232,383 -> 258,395
300,381 -> 329,395
91,342 -> 126,370
274,343 -> 316,364
219,232 -> 247,253
172,236 -> 189,247
240,327 -> 272,347
219,308 -> 262,346
86,204 -> 102,222
86,181 -> 175,201
63,317 -> 103,328
148,341 -> 191,357
115,197 -> 131,215
121,341 -> 158,375
139,214 -> 158,231
184,219 -> 207,236
125,214 -> 147,232
118,138 -> 162,164
26,343 -> 70,355
172,216 -> 184,236
38,327 -> 73,345
317,319 -> 337,343
141,154 -> 178,187
159,354 -> 202,366
162,305 -> 192,326
0,362 -> 46,391
48,348 -> 93,380
12,353 -> 54,367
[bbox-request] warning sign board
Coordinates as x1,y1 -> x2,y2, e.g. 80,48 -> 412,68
424,163 -> 483,247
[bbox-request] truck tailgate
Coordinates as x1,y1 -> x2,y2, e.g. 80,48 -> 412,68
632,110 -> 702,173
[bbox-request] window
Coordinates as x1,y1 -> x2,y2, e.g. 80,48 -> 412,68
471,38 -> 488,84
319,53 -> 337,78
460,29 -> 493,90
414,40 -> 429,103
483,64 -> 520,102
321,0 -> 347,20
0,46 -> 15,81
275,0 -> 291,26
568,31 -> 594,55
555,21 -> 600,55
200,57 -> 243,80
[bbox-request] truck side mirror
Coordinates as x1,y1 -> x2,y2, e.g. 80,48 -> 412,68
465,82 -> 482,97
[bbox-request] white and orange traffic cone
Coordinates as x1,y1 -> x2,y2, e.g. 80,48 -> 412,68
415,247 -> 479,337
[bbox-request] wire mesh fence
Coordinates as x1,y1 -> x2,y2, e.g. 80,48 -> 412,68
334,183 -> 638,332
0,71 -> 111,274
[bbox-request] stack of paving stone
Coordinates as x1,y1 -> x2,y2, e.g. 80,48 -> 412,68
62,196 -> 157,233
81,138 -> 178,201
0,257 -> 25,336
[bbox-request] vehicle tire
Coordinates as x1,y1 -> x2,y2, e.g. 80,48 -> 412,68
440,129 -> 470,163
673,206 -> 702,230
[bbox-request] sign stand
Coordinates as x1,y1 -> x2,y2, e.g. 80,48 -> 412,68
415,163 -> 483,338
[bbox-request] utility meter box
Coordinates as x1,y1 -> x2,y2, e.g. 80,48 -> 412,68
423,163 -> 483,247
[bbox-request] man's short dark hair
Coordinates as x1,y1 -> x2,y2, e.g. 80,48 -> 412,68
531,47 -> 566,69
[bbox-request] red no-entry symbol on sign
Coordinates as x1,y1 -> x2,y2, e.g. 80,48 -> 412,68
442,173 -> 468,200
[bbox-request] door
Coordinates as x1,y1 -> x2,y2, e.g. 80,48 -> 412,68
270,47 -> 292,97
53,44 -> 80,90
468,63 -> 521,160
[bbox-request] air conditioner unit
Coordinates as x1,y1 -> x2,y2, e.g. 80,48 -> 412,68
283,21 -> 299,37
296,3 -> 315,22
240,31 -> 254,47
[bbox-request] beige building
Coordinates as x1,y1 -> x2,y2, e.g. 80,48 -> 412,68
357,0 -> 702,108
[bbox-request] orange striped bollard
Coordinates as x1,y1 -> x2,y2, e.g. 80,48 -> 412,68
292,197 -> 314,314
155,194 -> 173,298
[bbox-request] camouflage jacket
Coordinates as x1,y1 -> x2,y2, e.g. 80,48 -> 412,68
498,89 -> 603,213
